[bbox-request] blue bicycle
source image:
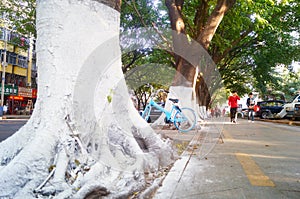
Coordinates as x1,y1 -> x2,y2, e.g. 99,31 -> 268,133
141,87 -> 197,132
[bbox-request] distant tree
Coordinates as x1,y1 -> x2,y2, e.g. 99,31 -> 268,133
276,67 -> 300,101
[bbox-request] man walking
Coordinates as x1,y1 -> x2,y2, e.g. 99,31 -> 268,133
228,90 -> 240,123
246,92 -> 255,123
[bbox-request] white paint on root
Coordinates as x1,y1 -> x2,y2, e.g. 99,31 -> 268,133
0,0 -> 174,198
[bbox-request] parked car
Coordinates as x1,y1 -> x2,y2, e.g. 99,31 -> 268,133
255,100 -> 285,119
276,94 -> 300,119
293,103 -> 300,120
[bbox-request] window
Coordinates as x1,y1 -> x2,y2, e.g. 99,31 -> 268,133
7,52 -> 17,65
31,61 -> 37,71
0,50 -> 4,62
17,55 -> 28,68
0,28 -> 4,40
260,102 -> 267,107
275,102 -> 284,107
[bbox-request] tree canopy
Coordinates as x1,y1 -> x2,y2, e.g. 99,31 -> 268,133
0,0 -> 36,36
121,0 -> 300,99
2,0 -> 299,100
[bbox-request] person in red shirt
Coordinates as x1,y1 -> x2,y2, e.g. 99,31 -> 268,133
228,90 -> 240,123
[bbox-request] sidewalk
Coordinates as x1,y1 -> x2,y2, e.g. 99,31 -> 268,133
153,120 -> 229,198
153,119 -> 300,199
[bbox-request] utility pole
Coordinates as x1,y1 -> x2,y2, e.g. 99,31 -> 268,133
1,17 -> 8,108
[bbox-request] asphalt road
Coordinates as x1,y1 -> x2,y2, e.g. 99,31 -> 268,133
0,120 -> 27,142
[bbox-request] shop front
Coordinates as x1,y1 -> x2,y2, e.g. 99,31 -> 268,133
0,84 -> 18,114
11,87 -> 34,115
0,84 -> 36,115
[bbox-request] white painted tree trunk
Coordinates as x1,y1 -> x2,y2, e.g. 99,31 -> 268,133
0,1 -> 174,198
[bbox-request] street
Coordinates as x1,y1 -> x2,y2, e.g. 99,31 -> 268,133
154,120 -> 300,198
0,120 -> 27,142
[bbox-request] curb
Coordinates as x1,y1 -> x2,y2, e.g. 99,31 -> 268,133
257,118 -> 300,126
1,115 -> 31,120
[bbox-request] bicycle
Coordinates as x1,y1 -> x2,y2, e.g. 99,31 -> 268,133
141,86 -> 197,132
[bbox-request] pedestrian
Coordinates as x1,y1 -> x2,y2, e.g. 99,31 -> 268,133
211,108 -> 215,118
215,107 -> 221,118
228,90 -> 240,123
246,92 -> 255,123
3,104 -> 8,115
222,108 -> 226,117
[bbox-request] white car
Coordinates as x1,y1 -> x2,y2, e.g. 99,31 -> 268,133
276,94 -> 300,118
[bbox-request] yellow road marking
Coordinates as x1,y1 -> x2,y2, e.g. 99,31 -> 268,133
236,153 -> 275,187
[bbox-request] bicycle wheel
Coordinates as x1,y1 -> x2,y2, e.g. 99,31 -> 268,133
173,107 -> 196,132
142,106 -> 151,123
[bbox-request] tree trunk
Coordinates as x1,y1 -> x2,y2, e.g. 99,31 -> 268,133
165,0 -> 195,87
0,0 -> 174,198
165,0 -> 236,112
195,0 -> 236,108
197,0 -> 236,50
164,0 -> 196,118
165,0 -> 213,119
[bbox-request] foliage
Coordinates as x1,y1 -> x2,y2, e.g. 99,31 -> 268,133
215,0 -> 300,96
121,0 -> 300,102
121,0 -> 168,30
121,0 -> 174,108
125,60 -> 175,110
276,67 -> 300,101
3,0 -> 299,101
0,0 -> 36,37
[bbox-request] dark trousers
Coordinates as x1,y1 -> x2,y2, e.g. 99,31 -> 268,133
230,107 -> 237,122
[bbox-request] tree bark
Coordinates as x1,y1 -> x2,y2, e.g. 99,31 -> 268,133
195,0 -> 236,107
0,0 -> 174,198
164,0 -> 236,110
197,0 -> 236,50
93,0 -> 122,12
165,0 -> 196,87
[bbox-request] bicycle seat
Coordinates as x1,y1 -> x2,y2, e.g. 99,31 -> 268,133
169,98 -> 179,103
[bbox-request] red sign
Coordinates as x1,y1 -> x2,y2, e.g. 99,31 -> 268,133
32,89 -> 37,98
9,96 -> 24,100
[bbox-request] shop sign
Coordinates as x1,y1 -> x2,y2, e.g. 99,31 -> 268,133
0,84 -> 18,95
32,89 -> 37,98
9,96 -> 24,100
18,87 -> 32,98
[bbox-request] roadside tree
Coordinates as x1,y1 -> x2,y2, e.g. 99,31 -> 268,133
0,0 -> 174,198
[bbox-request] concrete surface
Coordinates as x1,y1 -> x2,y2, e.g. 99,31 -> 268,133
153,119 -> 300,199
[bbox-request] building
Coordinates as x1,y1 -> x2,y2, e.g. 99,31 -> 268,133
0,27 -> 37,115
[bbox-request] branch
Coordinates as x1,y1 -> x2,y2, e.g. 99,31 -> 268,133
151,22 -> 174,53
122,51 -> 144,73
214,28 -> 253,63
123,0 -> 173,55
197,0 -> 236,49
194,0 -> 209,38
131,0 -> 147,27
